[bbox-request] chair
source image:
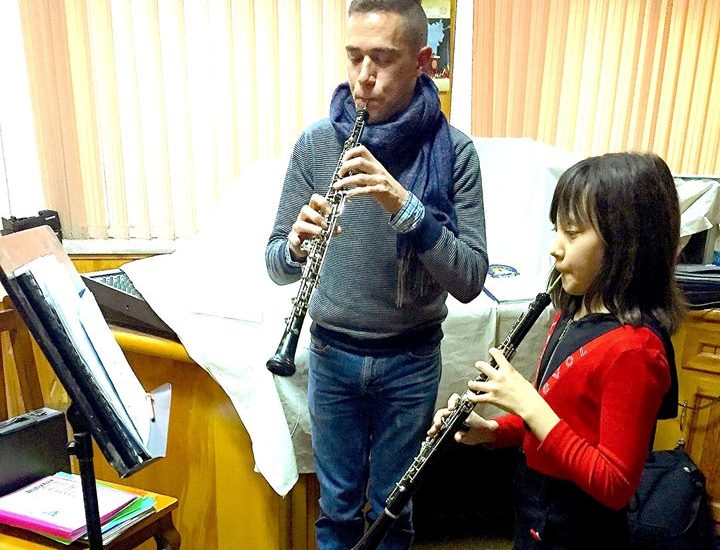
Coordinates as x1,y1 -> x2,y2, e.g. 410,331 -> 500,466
0,296 -> 181,549
0,295 -> 44,420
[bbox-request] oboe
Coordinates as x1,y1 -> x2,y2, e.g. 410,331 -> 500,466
267,108 -> 370,376
352,275 -> 562,550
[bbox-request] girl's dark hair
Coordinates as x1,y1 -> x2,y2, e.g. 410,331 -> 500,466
548,152 -> 685,333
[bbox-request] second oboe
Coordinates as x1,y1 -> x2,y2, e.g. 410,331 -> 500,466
352,275 -> 561,550
266,108 -> 369,377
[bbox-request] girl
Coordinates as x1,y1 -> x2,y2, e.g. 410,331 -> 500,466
429,152 -> 683,548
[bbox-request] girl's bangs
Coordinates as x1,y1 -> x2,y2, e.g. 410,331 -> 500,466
553,175 -> 595,229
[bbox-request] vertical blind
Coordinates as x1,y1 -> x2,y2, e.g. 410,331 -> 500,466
9,0 -> 720,241
15,0 -> 348,240
457,0 -> 719,175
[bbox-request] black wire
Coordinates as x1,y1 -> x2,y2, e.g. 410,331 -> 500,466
678,395 -> 720,411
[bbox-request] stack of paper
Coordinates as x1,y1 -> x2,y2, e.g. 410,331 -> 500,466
78,494 -> 155,545
675,264 -> 720,310
0,472 -> 156,544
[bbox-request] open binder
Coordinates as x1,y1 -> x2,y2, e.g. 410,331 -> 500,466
0,226 -> 171,548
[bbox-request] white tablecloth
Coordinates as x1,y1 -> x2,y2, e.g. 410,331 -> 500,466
119,140 -> 719,496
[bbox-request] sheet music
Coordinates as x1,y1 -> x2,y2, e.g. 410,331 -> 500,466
15,255 -> 152,444
483,273 -> 546,303
483,259 -> 554,303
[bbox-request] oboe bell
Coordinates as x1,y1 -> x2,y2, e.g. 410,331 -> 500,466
266,108 -> 369,377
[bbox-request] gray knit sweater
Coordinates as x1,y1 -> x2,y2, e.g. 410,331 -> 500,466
265,118 -> 488,341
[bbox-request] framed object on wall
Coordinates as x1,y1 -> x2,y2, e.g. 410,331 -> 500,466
422,0 -> 452,93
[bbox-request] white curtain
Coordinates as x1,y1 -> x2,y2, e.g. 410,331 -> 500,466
0,1 -> 44,221
452,0 -> 720,175
9,0 -> 348,241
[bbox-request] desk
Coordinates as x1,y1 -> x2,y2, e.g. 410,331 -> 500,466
0,482 -> 178,549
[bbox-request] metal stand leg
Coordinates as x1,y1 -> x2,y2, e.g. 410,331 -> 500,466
67,405 -> 104,550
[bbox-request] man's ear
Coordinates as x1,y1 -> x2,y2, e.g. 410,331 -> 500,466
417,45 -> 433,76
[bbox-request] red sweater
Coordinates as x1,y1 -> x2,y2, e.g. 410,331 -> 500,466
493,312 -> 671,510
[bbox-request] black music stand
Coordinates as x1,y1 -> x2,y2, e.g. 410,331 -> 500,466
0,226 -> 171,549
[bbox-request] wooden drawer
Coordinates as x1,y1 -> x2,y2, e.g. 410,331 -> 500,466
681,313 -> 720,375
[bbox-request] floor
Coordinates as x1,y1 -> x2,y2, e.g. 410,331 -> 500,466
408,445 -> 518,550
413,534 -> 513,550
411,508 -> 515,550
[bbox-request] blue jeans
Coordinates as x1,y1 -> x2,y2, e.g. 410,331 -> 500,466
308,337 -> 442,550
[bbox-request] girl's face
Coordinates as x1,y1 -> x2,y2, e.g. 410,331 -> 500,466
550,220 -> 605,298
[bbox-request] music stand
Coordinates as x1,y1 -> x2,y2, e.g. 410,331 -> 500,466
0,227 -> 171,549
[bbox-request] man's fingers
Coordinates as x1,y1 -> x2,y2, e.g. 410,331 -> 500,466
294,215 -> 324,238
337,156 -> 374,180
308,193 -> 331,216
342,144 -> 373,162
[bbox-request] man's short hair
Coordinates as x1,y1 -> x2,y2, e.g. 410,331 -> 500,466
348,0 -> 428,52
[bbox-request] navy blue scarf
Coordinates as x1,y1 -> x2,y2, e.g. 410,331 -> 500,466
329,74 -> 457,305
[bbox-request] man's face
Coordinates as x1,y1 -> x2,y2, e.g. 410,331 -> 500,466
345,11 -> 426,124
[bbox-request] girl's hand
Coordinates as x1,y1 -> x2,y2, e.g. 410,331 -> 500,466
428,393 -> 499,446
466,348 -> 541,416
468,348 -> 560,441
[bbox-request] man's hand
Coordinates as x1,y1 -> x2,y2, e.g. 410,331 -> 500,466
288,193 -> 337,260
334,145 -> 408,215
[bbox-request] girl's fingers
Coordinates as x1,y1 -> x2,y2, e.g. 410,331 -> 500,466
474,360 -> 493,377
488,347 -> 509,367
428,393 -> 462,435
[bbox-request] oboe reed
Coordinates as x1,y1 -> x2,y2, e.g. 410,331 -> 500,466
547,273 -> 562,293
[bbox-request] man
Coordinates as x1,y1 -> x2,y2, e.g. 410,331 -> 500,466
266,1 -> 487,548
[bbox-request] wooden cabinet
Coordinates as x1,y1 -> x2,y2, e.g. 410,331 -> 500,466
655,310 -> 720,521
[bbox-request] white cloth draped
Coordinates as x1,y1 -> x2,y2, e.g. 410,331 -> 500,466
120,140 -> 719,496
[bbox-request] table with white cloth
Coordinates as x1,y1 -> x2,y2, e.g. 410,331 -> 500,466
118,141 -> 720,499
118,140 -> 577,497
122,232 -> 557,496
